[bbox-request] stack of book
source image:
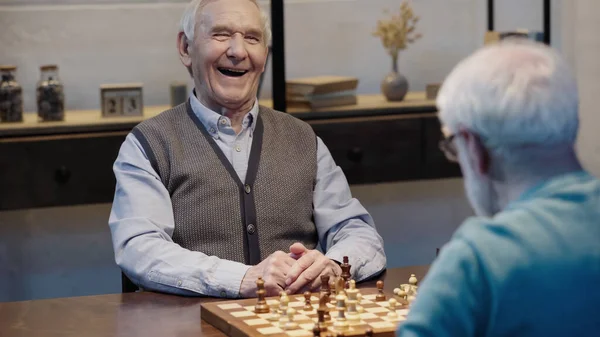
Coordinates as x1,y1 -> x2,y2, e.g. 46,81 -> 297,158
286,75 -> 359,110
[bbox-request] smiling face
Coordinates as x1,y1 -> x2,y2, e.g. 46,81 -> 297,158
181,0 -> 268,112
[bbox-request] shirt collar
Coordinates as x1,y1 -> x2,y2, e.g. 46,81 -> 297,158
189,89 -> 259,137
504,169 -> 592,211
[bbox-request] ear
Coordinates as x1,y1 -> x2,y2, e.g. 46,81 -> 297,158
177,31 -> 193,69
460,130 -> 490,175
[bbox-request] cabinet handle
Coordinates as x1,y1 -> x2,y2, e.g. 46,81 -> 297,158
55,166 -> 71,184
347,147 -> 363,163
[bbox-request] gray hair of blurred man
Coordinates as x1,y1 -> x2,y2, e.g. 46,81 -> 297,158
179,0 -> 272,46
436,39 -> 579,161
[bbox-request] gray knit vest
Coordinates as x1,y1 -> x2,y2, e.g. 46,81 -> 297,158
131,101 -> 318,265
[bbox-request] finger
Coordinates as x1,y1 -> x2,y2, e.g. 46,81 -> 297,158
285,251 -> 318,286
286,255 -> 329,294
264,279 -> 284,297
298,274 -> 324,294
265,258 -> 293,289
273,251 -> 297,267
289,242 -> 308,257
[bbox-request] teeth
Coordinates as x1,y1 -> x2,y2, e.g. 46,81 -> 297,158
222,68 -> 246,73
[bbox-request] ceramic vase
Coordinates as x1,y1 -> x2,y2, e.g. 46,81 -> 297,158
381,55 -> 408,101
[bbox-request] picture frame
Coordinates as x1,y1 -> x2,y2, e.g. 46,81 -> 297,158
100,83 -> 143,117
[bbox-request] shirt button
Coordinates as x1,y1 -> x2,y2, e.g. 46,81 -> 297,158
220,290 -> 227,297
220,118 -> 227,125
209,127 -> 216,133
177,280 -> 182,286
247,223 -> 256,235
244,184 -> 251,194
235,145 -> 241,152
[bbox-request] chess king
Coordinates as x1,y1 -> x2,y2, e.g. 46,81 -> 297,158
396,40 -> 600,336
108,0 -> 386,299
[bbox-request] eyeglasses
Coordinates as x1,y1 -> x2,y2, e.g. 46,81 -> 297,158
438,133 -> 458,162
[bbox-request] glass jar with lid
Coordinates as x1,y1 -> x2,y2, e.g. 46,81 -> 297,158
37,64 -> 65,122
0,65 -> 23,123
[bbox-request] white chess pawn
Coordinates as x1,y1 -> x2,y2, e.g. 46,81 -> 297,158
387,298 -> 399,320
284,307 -> 299,330
345,281 -> 361,326
409,274 -> 418,286
333,294 -> 349,331
277,292 -> 290,326
356,292 -> 364,313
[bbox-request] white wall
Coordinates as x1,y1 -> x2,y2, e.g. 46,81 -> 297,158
565,0 -> 600,176
0,0 -> 559,112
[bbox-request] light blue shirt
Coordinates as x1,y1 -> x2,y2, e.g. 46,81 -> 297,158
397,170 -> 600,337
108,94 -> 386,298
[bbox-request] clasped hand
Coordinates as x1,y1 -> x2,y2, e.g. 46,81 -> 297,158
239,243 -> 342,298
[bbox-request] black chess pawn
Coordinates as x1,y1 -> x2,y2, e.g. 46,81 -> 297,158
365,328 -> 374,337
254,277 -> 270,313
376,280 -> 386,302
313,324 -> 321,337
321,275 -> 330,296
319,293 -> 331,322
341,256 -> 351,289
304,291 -> 313,311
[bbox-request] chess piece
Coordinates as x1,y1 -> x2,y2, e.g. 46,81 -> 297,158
376,280 -> 386,302
409,274 -> 418,286
335,277 -> 346,297
394,286 -> 408,304
333,293 -> 349,331
345,280 -> 360,325
365,328 -> 374,337
355,292 -> 364,313
329,281 -> 336,304
275,292 -> 290,325
319,293 -> 331,323
284,307 -> 299,330
340,256 -> 351,289
304,291 -> 313,311
254,277 -> 270,314
317,305 -> 329,331
387,298 -> 399,320
313,324 -> 321,337
321,275 -> 331,296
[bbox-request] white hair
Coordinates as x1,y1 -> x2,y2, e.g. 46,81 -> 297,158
179,0 -> 272,46
437,39 -> 579,150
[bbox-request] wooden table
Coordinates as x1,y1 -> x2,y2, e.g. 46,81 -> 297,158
0,266 -> 429,337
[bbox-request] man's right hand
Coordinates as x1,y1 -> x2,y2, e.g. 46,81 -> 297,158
239,251 -> 296,298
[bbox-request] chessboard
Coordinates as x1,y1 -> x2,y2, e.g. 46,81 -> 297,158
201,286 -> 409,337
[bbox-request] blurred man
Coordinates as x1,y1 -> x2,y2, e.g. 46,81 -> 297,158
108,0 -> 385,299
397,40 -> 600,336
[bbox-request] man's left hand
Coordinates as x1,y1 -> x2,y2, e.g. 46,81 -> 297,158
284,243 -> 342,294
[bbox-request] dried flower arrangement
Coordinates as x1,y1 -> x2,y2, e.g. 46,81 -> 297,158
373,1 -> 422,71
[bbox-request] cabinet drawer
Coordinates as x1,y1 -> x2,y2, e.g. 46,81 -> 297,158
310,118 -> 422,184
0,133 -> 126,210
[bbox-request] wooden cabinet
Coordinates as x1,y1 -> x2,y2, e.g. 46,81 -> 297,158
0,132 -> 126,210
311,117 -> 422,184
0,95 -> 462,211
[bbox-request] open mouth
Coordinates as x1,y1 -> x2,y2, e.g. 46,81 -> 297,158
218,68 -> 248,77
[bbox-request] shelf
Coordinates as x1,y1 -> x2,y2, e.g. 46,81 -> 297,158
0,92 -> 436,138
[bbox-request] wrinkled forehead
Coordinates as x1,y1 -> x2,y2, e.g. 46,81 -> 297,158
197,0 -> 262,32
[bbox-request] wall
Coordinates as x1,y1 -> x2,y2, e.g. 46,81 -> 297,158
566,0 -> 600,176
0,0 -> 558,112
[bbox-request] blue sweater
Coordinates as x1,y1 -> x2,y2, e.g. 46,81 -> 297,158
397,170 -> 600,337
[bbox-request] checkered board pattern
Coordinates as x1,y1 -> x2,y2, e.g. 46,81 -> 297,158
201,288 -> 408,337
